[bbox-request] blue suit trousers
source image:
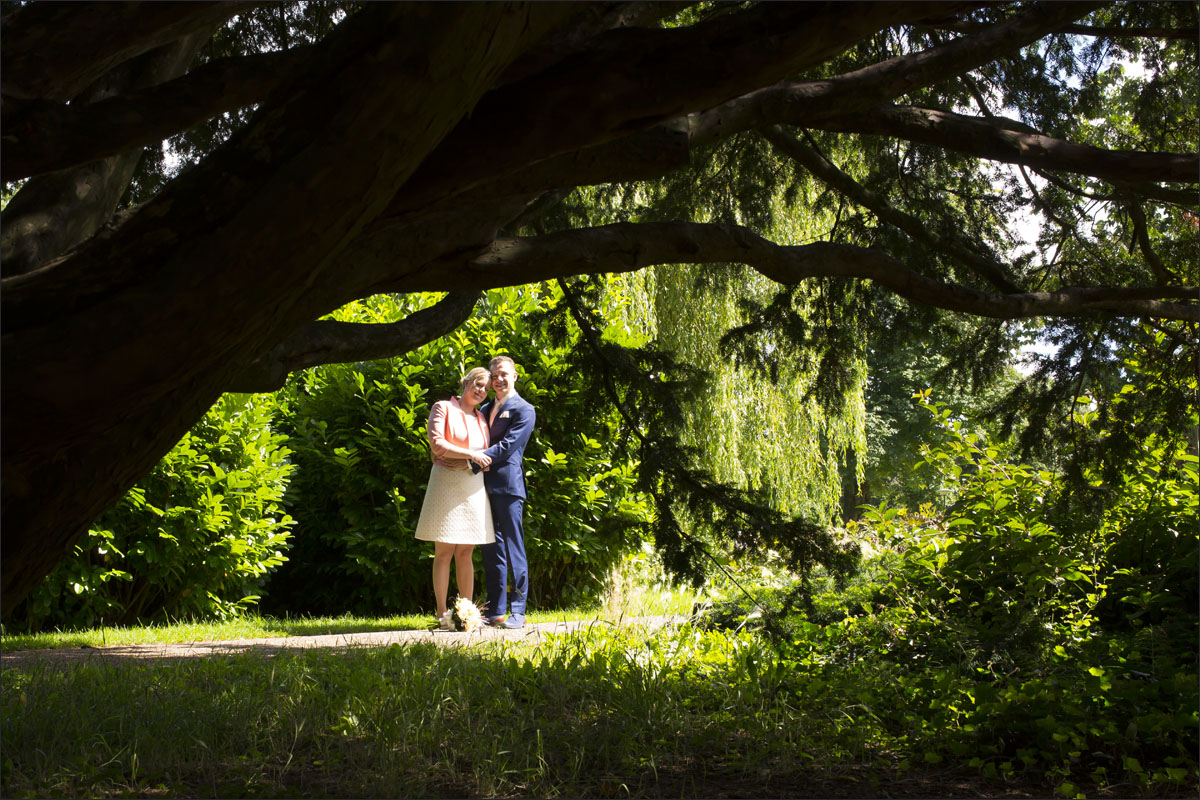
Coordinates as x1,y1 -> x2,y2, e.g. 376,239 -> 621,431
483,493 -> 528,617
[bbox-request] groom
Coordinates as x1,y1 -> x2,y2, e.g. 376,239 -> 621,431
477,355 -> 537,629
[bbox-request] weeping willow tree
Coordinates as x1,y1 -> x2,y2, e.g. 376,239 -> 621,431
588,182 -> 870,526
532,136 -> 886,588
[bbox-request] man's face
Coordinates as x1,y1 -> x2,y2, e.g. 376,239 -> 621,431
490,365 -> 516,398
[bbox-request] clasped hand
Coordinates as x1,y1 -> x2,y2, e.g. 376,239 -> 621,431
470,451 -> 492,468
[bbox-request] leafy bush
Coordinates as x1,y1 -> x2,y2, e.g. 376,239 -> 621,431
262,288 -> 652,616
819,388 -> 1199,793
1065,383 -> 1199,630
871,392 -> 1103,667
15,394 -> 295,631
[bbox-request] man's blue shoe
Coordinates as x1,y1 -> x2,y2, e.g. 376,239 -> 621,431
502,613 -> 525,629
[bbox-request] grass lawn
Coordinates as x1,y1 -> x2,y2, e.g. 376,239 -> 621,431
3,563 -> 1194,798
1,574 -> 697,652
0,622 -> 1076,800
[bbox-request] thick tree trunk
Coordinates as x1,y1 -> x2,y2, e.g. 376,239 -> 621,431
0,2 -> 574,615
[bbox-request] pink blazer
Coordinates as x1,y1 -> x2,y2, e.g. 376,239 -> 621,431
427,397 -> 490,470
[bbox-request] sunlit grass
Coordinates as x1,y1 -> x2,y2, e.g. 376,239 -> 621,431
3,549 -> 1194,798
0,613 -> 436,651
1,552 -> 702,652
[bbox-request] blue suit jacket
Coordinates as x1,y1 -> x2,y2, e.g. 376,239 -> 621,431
479,393 -> 536,499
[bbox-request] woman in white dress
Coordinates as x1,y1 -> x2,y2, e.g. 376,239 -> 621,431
414,367 -> 495,623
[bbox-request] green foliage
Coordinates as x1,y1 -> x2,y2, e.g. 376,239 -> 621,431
858,334 -> 1031,513
545,127 -> 868,526
878,391 -> 1102,661
263,287 -> 652,616
16,395 -> 295,631
1,178 -> 25,210
826,387 -> 1199,791
1066,384 -> 1199,631
695,376 -> 1197,794
546,277 -> 862,606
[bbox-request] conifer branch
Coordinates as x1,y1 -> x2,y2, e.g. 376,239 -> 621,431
761,125 -> 1023,293
555,278 -> 844,612
408,223 -> 1200,323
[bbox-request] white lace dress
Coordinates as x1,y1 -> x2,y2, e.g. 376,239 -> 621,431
413,403 -> 495,544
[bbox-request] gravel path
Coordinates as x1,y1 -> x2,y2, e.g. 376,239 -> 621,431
1,615 -> 683,669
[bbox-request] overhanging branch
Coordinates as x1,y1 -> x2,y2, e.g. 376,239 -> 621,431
761,125 -> 1022,293
3,46 -> 311,181
227,291 -> 482,393
690,1 -> 1102,148
1,2 -> 248,101
817,105 -> 1198,185
379,1 -> 974,217
402,222 -> 1199,323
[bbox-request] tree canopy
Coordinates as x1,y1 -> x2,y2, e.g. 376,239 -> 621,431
2,1 -> 1196,614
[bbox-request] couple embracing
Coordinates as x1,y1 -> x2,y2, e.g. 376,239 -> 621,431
413,356 -> 536,630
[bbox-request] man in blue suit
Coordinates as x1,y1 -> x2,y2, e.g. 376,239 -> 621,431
478,356 -> 537,628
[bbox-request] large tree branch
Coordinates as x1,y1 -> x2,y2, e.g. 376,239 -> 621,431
2,46 -> 311,182
328,118 -> 692,304
227,291 -> 482,393
401,223 -> 1199,323
1,2 -> 576,613
760,125 -> 1023,293
336,116 -> 693,298
3,2 -> 572,455
496,2 -> 692,88
0,2 -> 248,101
380,1 -> 973,217
1,3 -> 682,182
1,28 -> 219,276
690,1 -> 1102,148
816,105 -> 1198,185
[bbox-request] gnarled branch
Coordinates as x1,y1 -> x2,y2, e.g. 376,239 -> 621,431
1,2 -> 247,101
3,46 -> 310,181
402,222 -> 1199,322
228,291 -> 482,393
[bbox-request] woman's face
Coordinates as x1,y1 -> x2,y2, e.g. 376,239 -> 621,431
463,377 -> 489,406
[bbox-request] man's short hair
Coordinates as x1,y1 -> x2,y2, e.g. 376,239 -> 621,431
489,355 -> 517,374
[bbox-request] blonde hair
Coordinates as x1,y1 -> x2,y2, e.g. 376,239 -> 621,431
460,367 -> 490,392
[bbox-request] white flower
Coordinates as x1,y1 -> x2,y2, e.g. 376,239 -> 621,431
445,597 -> 484,632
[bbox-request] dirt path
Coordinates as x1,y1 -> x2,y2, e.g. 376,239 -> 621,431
1,615 -> 682,669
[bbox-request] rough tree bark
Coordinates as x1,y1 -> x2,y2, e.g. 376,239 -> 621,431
2,2 -> 578,610
2,1 -> 1196,614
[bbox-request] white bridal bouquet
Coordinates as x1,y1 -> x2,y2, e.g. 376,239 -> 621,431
440,596 -> 484,632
